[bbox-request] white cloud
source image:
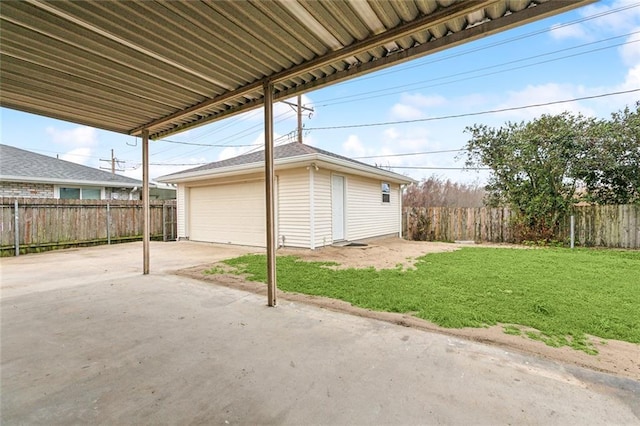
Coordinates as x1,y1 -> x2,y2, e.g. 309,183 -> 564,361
389,93 -> 446,120
610,64 -> 640,107
45,125 -> 99,166
623,63 -> 640,87
549,22 -> 589,40
384,128 -> 400,140
494,83 -> 596,120
60,147 -> 93,166
390,103 -> 424,120
550,0 -> 640,41
342,134 -> 366,157
620,30 -> 640,66
46,126 -> 98,147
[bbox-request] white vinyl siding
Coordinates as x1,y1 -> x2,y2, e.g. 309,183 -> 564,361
172,166 -> 405,248
277,168 -> 310,248
189,180 -> 265,246
313,169 -> 332,248
345,175 -> 400,241
331,174 -> 346,241
177,184 -> 187,239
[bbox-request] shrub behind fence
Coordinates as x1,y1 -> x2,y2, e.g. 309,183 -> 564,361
403,204 -> 639,248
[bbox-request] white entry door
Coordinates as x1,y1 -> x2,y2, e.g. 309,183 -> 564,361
332,175 -> 345,241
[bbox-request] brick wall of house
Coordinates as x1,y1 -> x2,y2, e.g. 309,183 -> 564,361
0,182 -> 141,200
0,181 -> 54,198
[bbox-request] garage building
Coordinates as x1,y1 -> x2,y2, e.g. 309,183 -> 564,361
158,142 -> 414,249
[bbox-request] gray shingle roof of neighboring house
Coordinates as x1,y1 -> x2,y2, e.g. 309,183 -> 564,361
0,144 -> 144,187
160,142 -> 410,182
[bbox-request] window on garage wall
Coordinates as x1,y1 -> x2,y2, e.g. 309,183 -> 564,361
381,182 -> 390,203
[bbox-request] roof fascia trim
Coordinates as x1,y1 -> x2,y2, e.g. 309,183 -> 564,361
157,152 -> 414,184
0,175 -> 147,188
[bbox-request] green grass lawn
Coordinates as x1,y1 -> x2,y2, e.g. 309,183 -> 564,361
210,248 -> 640,354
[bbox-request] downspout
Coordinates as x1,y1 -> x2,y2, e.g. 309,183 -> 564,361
399,184 -> 404,239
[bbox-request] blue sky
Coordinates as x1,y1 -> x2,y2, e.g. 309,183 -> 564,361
2,0 -> 639,185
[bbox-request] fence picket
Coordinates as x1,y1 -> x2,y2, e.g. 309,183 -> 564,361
404,205 -> 639,248
1,198 -> 177,256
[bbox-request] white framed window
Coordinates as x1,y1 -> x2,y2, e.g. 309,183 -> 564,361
381,182 -> 390,203
56,186 -> 104,199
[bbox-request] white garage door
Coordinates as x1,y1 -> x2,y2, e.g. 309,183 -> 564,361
189,180 -> 266,246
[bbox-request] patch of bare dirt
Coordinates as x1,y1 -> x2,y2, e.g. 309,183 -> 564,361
279,237 -> 494,270
176,238 -> 639,381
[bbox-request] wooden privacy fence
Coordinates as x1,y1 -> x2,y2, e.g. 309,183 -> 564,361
404,207 -> 513,243
1,198 -> 177,256
403,204 -> 640,249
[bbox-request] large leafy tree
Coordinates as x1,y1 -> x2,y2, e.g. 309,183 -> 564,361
574,102 -> 640,205
464,112 -> 593,242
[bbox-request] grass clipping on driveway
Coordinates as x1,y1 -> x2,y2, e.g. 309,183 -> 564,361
209,248 -> 640,354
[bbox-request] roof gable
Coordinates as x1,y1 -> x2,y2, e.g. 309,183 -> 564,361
159,142 -> 414,184
0,144 -> 143,187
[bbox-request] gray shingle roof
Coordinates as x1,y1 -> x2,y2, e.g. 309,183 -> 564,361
161,142 -> 390,178
0,144 -> 143,187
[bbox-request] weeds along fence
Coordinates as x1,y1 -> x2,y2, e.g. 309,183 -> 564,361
403,204 -> 640,249
1,198 -> 177,256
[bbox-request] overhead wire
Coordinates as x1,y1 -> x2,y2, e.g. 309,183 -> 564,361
353,148 -> 467,159
311,34 -> 640,107
306,89 -> 640,131
320,1 -> 640,89
146,5 -> 638,157
120,4 -> 640,172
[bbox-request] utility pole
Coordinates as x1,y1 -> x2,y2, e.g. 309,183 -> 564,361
100,149 -> 124,174
297,95 -> 303,143
281,97 -> 313,144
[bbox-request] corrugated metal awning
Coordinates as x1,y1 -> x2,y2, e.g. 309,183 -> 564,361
0,0 -> 592,140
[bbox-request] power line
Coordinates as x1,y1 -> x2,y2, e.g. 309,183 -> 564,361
353,148 -> 465,159
306,89 -> 640,131
154,109 -> 297,163
319,2 -> 640,89
149,162 -> 207,166
311,34 -> 640,107
161,139 -> 256,147
388,166 -> 491,170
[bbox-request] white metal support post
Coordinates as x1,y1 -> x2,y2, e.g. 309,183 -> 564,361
264,81 -> 277,306
142,129 -> 150,274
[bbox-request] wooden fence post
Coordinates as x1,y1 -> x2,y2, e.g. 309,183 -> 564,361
106,203 -> 111,245
162,202 -> 167,242
14,200 -> 19,256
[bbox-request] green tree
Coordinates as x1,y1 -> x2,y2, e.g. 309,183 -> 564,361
574,102 -> 640,205
464,112 -> 592,242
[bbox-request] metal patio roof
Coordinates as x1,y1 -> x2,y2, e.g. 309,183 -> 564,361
0,0 -> 592,141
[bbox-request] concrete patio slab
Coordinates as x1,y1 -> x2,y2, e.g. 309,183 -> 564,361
1,242 -> 638,424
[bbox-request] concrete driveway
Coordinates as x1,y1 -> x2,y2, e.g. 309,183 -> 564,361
1,242 -> 638,425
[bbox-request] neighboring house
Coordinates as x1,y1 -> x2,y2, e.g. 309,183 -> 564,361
150,183 -> 177,200
0,144 -> 148,200
157,142 -> 415,249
